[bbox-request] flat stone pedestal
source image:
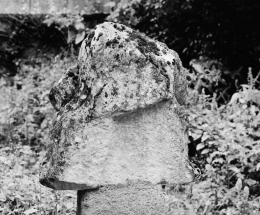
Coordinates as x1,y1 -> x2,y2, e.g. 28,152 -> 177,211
77,181 -> 195,215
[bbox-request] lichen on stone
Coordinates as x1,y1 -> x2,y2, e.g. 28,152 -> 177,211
127,29 -> 161,56
39,22 -> 195,191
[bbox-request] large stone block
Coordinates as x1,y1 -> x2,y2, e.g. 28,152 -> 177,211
77,182 -> 195,215
40,22 -> 198,214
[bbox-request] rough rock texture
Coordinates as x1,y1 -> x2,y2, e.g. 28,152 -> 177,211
78,182 -> 195,215
39,22 -> 193,191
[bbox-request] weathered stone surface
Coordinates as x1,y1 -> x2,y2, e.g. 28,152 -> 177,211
40,22 -> 193,190
50,22 -> 188,116
78,182 -> 195,215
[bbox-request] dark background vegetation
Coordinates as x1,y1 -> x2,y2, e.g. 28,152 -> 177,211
1,0 -> 260,214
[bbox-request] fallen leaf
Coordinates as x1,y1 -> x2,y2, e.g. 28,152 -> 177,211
201,148 -> 209,154
256,162 -> 260,171
23,208 -> 38,215
235,178 -> 242,191
196,143 -> 205,150
243,186 -> 249,199
0,190 -> 6,202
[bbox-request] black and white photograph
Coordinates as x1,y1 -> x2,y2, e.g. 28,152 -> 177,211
0,0 -> 260,214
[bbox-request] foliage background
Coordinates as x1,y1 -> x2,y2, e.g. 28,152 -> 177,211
1,0 -> 260,214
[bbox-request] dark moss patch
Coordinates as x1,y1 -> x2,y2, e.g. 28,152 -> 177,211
128,30 -> 160,56
65,104 -> 73,111
73,76 -> 78,81
68,72 -> 74,77
113,24 -> 118,29
152,69 -> 165,84
69,118 -> 76,128
78,116 -> 84,124
50,119 -> 62,148
68,65 -> 79,76
147,55 -> 159,69
57,159 -> 66,171
97,32 -> 103,41
48,72 -> 80,111
105,92 -> 108,98
85,114 -> 94,122
49,89 -> 59,111
111,86 -> 118,96
72,76 -> 79,88
119,43 -> 124,48
91,63 -> 96,70
91,84 -> 107,112
176,61 -> 181,70
59,82 -> 92,112
113,23 -> 125,32
112,104 -> 118,110
167,61 -> 170,65
85,31 -> 95,47
106,38 -> 119,48
65,140 -> 72,148
114,53 -> 120,61
186,75 -> 191,81
129,50 -> 134,56
160,67 -> 170,91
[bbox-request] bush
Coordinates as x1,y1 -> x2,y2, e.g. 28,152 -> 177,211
0,145 -> 76,215
0,56 -> 76,147
0,15 -> 68,78
0,56 -> 77,214
108,0 -> 260,69
108,0 -> 260,102
188,71 -> 260,214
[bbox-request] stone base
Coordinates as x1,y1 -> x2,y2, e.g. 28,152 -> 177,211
77,181 -> 195,215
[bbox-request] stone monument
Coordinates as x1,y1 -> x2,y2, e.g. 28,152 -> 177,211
40,22 -> 200,215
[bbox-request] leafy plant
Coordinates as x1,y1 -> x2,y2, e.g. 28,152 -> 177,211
0,14 -> 67,78
187,71 -> 260,214
0,145 -> 76,215
108,0 -> 260,102
0,56 -> 77,214
189,56 -> 234,103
